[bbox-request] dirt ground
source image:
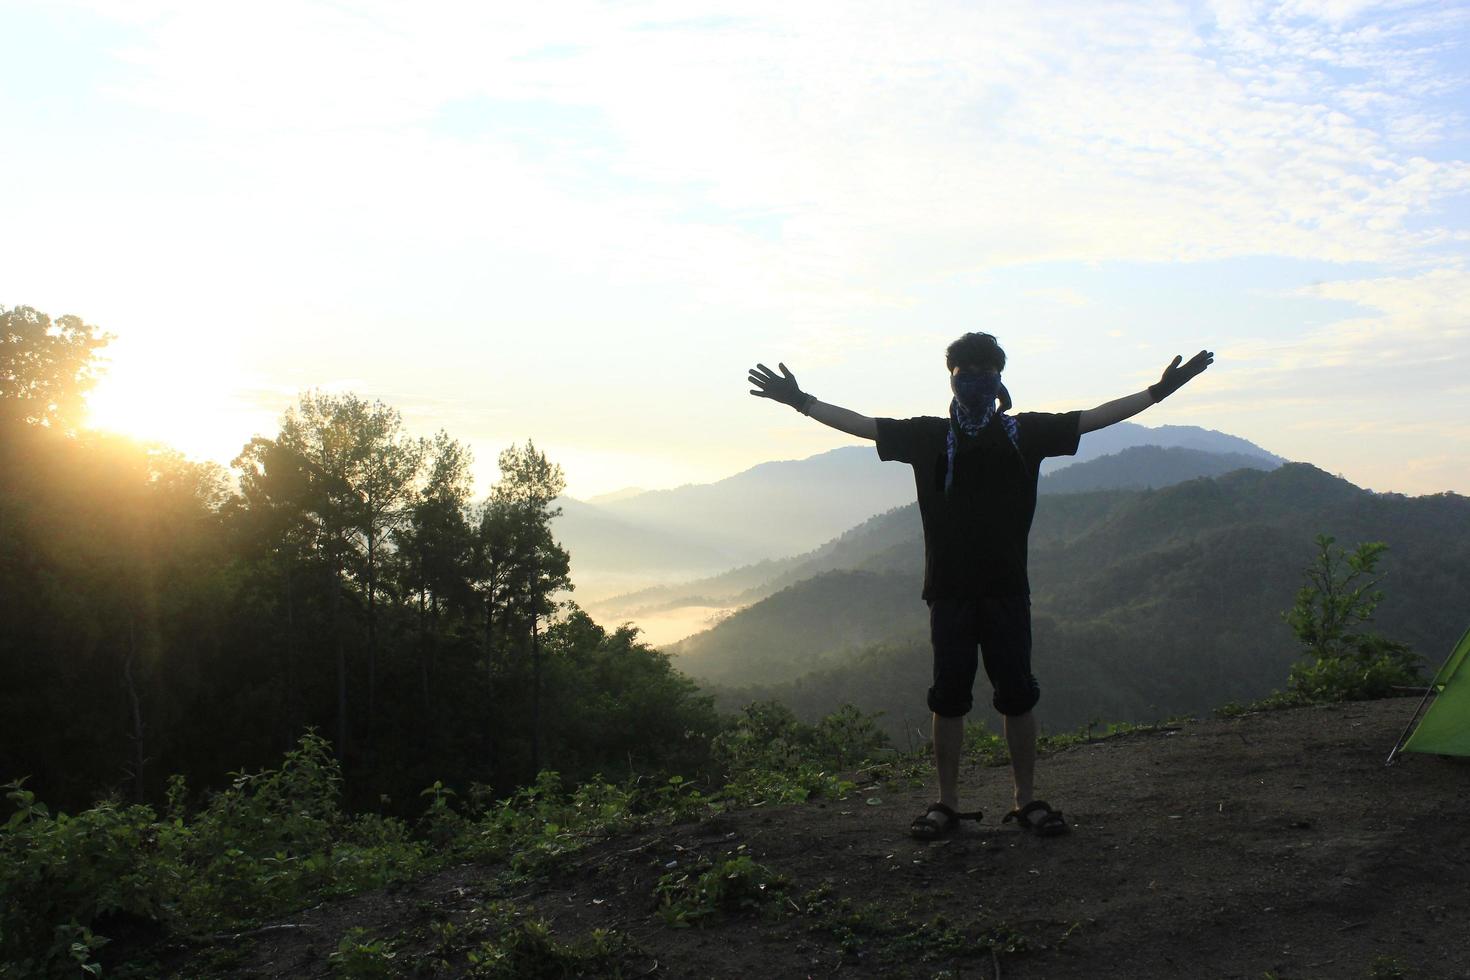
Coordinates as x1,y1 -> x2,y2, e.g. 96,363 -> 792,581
168,697 -> 1470,979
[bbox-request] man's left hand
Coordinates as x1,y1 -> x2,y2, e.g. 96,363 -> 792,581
1149,350 -> 1213,402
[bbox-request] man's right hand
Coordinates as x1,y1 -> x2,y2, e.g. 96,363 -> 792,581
748,362 -> 815,412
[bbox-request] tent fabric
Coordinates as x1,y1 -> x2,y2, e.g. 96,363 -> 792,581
1403,625 -> 1470,757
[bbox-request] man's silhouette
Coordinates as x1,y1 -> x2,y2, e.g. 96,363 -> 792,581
748,333 -> 1212,839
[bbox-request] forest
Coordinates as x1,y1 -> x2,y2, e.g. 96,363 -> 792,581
0,305 -> 722,816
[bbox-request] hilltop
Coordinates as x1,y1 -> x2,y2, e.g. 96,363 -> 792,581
167,697 -> 1468,979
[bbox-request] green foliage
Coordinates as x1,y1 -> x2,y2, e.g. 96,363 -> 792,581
655,855 -> 787,927
0,779 -> 164,977
812,703 -> 889,770
796,885 -> 1033,968
963,724 -> 1007,763
167,732 -> 426,927
0,304 -> 111,431
1283,535 -> 1421,702
647,774 -> 719,823
711,702 -> 876,806
456,902 -> 634,979
3,701 -> 879,976
456,770 -> 639,872
0,733 -> 429,977
1213,690 -> 1305,717
328,927 -> 398,978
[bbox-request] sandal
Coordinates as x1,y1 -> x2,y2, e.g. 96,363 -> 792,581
909,802 -> 983,840
1003,800 -> 1069,837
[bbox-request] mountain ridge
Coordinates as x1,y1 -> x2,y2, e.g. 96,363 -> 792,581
558,424 -> 1283,594
670,464 -> 1470,735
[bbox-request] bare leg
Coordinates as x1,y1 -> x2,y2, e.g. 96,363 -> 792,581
933,712 -> 964,813
1004,710 -> 1036,811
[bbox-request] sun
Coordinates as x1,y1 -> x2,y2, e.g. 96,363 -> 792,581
84,340 -> 273,465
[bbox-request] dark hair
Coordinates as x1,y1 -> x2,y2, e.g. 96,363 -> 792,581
945,332 -> 1006,373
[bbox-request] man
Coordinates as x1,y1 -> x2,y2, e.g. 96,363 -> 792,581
748,333 -> 1212,840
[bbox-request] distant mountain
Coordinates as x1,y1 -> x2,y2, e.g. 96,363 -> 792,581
551,496 -> 734,585
596,442 -> 1279,630
552,447 -> 914,590
1043,421 -> 1283,474
564,424 -> 1281,594
584,487 -> 648,504
667,569 -> 924,686
672,465 -> 1470,737
588,447 -> 914,565
1040,445 -> 1279,494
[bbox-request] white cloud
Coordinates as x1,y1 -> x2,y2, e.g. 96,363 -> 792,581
29,0 -> 1466,286
7,0 -> 1469,496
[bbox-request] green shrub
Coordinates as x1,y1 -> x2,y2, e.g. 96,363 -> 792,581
655,855 -> 787,927
168,731 -> 426,927
1282,535 -> 1421,703
458,770 -> 639,871
0,732 -> 430,977
710,702 -> 876,806
0,780 -> 168,977
447,901 -> 633,978
328,927 -> 398,978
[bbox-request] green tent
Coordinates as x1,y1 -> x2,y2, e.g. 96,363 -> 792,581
1390,625 -> 1470,762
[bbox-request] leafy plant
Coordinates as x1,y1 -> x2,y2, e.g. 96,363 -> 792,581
711,702 -> 871,806
1283,535 -> 1421,702
454,902 -> 634,978
0,779 -> 164,977
328,927 -> 398,978
655,855 -> 787,927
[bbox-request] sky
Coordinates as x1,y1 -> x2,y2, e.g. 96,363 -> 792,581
3,0 -> 1468,499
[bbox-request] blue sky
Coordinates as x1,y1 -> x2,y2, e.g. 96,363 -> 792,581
2,0 -> 1467,497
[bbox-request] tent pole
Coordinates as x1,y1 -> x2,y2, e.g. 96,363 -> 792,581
1385,683 -> 1438,767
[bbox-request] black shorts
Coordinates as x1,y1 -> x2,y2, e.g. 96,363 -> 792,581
927,596 -> 1039,718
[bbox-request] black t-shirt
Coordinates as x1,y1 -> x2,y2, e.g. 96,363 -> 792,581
875,411 -> 1082,599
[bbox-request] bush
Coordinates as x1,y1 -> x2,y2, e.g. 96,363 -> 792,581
0,782 -> 165,977
1282,535 -> 1421,703
655,856 -> 787,927
710,702 -> 883,806
0,732 -> 429,978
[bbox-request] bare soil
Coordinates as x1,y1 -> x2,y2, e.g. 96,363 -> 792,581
166,697 -> 1470,979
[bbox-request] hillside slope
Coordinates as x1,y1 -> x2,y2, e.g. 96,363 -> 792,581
176,698 -> 1470,979
590,445 -> 1276,627
675,466 -> 1470,733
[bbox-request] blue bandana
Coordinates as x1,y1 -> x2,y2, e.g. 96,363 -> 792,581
944,389 -> 1019,494
951,373 -> 1001,413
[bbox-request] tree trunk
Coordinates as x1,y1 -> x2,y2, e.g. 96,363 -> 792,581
283,552 -> 298,749
123,615 -> 146,803
419,581 -> 430,714
332,565 -> 350,760
530,587 -> 541,776
483,579 -> 496,778
366,519 -> 378,752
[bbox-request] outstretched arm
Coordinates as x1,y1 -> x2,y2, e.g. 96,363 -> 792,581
1078,350 -> 1213,435
748,362 -> 878,441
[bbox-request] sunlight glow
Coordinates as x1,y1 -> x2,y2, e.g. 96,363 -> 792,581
84,339 -> 274,465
